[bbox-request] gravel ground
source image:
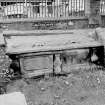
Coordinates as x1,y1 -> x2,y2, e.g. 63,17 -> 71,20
5,69 -> 105,105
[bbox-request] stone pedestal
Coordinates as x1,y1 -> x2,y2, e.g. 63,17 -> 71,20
54,54 -> 62,74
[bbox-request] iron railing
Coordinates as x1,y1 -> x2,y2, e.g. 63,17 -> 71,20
100,0 -> 105,14
0,0 -> 85,19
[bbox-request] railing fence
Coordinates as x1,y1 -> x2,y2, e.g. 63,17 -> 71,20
0,0 -> 85,19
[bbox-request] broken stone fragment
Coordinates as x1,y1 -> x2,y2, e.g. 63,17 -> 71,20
64,81 -> 69,86
91,52 -> 98,62
54,95 -> 60,99
68,21 -> 74,26
97,78 -> 101,84
40,87 -> 46,91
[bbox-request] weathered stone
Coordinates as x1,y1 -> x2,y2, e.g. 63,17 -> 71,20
54,54 -> 62,74
0,92 -> 27,105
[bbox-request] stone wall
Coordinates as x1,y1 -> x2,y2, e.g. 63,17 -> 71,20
0,18 -> 88,30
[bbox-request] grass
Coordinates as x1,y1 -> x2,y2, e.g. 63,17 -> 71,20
5,69 -> 105,105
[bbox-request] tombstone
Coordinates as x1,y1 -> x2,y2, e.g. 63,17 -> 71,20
0,92 -> 27,105
3,30 -> 104,78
